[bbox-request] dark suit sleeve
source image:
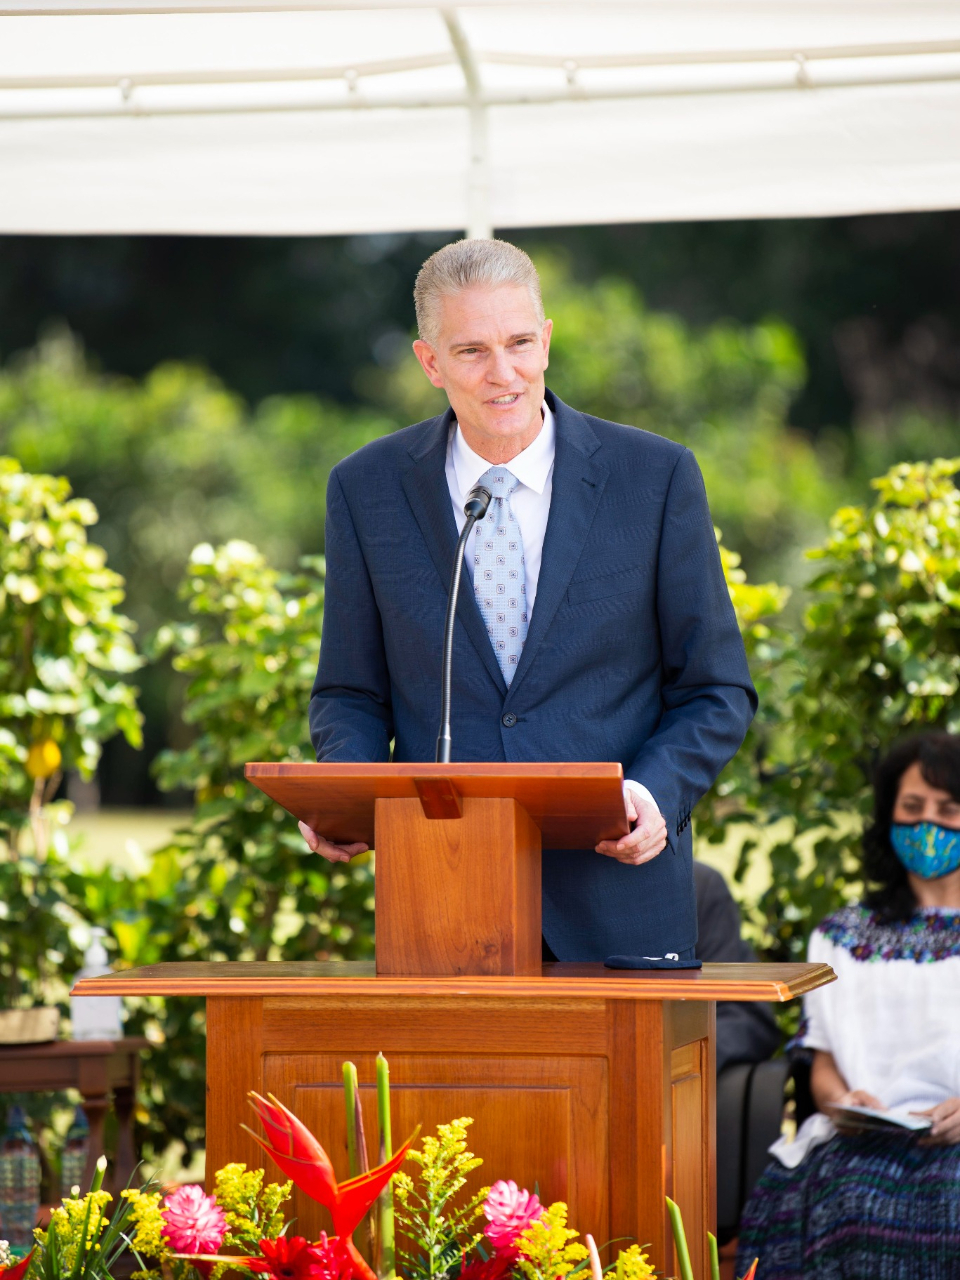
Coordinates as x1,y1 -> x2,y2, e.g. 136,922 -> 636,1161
626,448 -> 757,837
308,466 -> 393,762
693,862 -> 781,1073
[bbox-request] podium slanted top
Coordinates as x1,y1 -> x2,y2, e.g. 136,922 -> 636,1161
72,960 -> 836,1003
244,760 -> 630,849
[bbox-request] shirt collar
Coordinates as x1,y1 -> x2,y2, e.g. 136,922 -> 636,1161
452,400 -> 555,497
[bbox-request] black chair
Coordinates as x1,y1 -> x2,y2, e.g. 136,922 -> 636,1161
716,1057 -> 792,1243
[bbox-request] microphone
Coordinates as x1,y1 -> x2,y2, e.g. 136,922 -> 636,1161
436,484 -> 492,763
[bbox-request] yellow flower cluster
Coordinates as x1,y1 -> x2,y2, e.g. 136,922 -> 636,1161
118,1188 -> 166,1280
212,1162 -> 292,1248
394,1117 -> 490,1275
399,1117 -> 484,1190
515,1202 -> 588,1280
35,1190 -> 113,1274
613,1244 -> 656,1280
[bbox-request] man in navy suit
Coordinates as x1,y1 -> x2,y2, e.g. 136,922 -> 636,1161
301,238 -> 756,962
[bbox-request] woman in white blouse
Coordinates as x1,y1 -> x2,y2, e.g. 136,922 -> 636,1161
737,731 -> 960,1280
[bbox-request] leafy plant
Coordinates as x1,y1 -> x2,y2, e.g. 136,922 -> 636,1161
394,1119 -> 488,1280
0,456 -> 142,857
0,458 -> 143,1043
30,1157 -> 155,1280
697,534 -> 794,844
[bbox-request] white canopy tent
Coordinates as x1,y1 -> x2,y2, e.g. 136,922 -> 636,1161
1,1 -> 960,237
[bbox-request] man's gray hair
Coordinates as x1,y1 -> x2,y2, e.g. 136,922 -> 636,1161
414,238 -> 544,346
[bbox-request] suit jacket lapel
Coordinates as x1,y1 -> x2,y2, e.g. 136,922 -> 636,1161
400,412 -> 508,695
507,394 -> 609,697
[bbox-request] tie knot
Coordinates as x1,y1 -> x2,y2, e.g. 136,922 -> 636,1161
479,465 -> 519,497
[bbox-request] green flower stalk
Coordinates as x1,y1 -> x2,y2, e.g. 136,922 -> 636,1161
377,1053 -> 395,1280
344,1061 -> 361,1179
343,1060 -> 375,1257
708,1230 -> 720,1280
665,1198 -> 694,1280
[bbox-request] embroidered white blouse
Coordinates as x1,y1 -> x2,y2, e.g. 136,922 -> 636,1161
770,903 -> 960,1168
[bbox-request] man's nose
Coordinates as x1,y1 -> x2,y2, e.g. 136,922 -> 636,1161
486,348 -> 515,385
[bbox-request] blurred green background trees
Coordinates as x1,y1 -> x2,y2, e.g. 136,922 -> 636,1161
2,214 -> 960,1166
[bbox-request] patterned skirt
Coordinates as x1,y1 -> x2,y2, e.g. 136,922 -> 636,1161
735,1131 -> 960,1280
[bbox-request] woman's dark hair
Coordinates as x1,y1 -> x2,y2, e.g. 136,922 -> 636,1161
862,730 -> 960,920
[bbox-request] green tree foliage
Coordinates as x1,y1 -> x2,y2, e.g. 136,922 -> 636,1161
0,461 -> 145,1178
0,458 -> 143,1006
0,457 -> 142,826
150,539 -> 373,969
697,537 -> 793,843
0,330 -> 395,632
726,458 -> 960,962
0,331 -> 396,800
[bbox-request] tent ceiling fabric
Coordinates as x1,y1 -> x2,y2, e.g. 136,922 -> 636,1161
1,2 -> 960,235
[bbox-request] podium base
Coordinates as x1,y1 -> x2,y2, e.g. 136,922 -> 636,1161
73,960 -> 835,1280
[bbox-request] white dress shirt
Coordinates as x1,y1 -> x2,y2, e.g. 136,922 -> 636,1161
446,400 -> 556,614
444,402 -> 659,820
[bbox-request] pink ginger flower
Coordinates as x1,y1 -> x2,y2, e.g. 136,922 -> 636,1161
161,1184 -> 228,1254
482,1180 -> 543,1253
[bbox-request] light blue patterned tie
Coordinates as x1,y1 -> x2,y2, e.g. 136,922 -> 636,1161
473,466 -> 529,685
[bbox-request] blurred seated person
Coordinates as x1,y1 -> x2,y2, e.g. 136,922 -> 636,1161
736,731 -> 960,1280
693,860 -> 780,1073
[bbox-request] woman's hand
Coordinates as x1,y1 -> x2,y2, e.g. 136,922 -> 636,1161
810,1050 -> 882,1115
835,1089 -> 886,1111
915,1097 -> 960,1146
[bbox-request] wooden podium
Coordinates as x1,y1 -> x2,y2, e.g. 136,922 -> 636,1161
75,763 -> 834,1278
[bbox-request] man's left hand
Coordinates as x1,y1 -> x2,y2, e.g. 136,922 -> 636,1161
595,785 -> 668,865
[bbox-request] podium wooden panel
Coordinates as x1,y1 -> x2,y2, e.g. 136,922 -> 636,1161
75,962 -> 835,1279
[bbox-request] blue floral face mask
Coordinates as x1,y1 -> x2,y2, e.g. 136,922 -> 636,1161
890,821 -> 960,879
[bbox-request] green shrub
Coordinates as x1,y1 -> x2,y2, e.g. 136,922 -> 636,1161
116,541 -> 374,1162
0,457 -> 142,1003
729,457 -> 960,962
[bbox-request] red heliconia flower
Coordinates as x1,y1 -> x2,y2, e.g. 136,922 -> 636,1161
0,1250 -> 35,1280
482,1181 -> 543,1252
244,1234 -> 354,1280
738,1261 -> 759,1280
161,1184 -> 228,1255
244,1093 -> 416,1280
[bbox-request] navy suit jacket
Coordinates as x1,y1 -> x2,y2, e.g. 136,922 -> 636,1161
309,390 -> 757,960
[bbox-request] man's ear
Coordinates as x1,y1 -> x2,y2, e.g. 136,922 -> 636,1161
541,318 -> 553,369
412,339 -> 445,389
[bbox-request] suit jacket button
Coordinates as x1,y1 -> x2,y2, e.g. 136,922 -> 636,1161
501,712 -> 517,727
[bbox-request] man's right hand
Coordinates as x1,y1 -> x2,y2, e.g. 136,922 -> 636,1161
298,820 -> 369,864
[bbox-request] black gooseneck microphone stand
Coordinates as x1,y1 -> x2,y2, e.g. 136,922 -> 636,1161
436,484 -> 492,763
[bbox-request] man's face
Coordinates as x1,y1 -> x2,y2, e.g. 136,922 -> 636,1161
412,283 -> 552,459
